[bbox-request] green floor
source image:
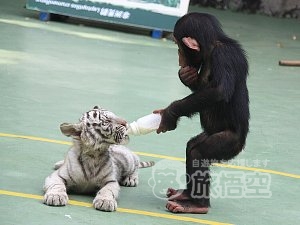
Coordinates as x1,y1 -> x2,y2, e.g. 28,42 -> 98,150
1,1 -> 300,225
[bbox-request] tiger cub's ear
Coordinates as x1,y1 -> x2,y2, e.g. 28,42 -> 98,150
60,123 -> 81,137
93,106 -> 99,109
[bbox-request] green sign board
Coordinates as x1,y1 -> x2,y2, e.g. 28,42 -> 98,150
26,0 -> 190,31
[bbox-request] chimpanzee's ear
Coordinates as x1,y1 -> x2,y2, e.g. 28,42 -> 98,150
182,37 -> 200,51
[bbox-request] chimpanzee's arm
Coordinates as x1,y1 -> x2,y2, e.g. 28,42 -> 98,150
168,87 -> 224,117
157,86 -> 226,132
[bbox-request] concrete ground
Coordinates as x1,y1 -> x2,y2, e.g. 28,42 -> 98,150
0,1 -> 299,225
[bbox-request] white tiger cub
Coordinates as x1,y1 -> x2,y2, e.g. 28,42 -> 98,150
43,106 -> 154,211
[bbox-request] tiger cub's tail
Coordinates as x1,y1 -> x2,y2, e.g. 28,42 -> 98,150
139,161 -> 155,168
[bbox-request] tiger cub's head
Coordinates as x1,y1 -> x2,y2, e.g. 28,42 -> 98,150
60,106 -> 129,149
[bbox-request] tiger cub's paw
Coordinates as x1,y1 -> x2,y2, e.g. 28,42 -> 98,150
43,191 -> 69,206
93,196 -> 117,212
121,176 -> 138,187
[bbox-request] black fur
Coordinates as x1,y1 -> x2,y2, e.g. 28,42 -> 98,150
161,12 -> 249,207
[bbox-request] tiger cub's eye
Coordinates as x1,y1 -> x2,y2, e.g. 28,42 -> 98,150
92,123 -> 97,127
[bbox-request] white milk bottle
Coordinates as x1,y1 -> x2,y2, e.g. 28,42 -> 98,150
127,113 -> 161,136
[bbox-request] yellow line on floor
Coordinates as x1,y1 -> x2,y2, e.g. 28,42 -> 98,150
134,151 -> 185,161
213,163 -> 300,179
1,132 -> 300,179
0,132 -> 71,145
0,189 -> 232,225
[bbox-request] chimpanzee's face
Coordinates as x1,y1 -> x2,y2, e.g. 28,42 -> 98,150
178,47 -> 188,67
175,38 -> 188,67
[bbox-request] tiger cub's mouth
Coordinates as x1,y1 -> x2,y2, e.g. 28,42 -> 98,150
113,125 -> 129,145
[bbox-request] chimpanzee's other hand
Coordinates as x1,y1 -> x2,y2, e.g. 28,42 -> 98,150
178,66 -> 199,87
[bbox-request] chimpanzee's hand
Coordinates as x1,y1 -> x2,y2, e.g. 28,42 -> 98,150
178,66 -> 199,87
153,108 -> 178,134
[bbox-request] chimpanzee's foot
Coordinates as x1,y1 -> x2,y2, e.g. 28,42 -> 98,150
166,188 -> 190,201
166,200 -> 209,214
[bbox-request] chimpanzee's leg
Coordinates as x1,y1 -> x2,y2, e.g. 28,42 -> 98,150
166,130 -> 243,213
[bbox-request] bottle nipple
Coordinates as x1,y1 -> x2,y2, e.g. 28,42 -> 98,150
127,121 -> 140,135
